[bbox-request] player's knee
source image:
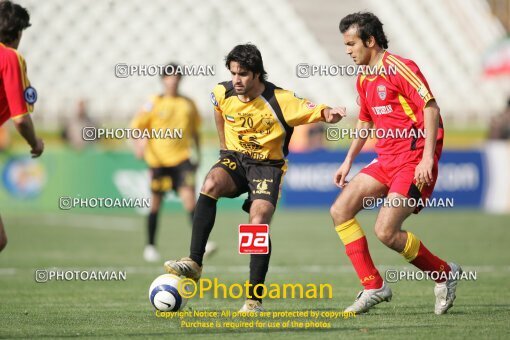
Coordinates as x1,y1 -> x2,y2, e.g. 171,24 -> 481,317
250,214 -> 270,225
183,201 -> 195,212
201,177 -> 219,197
329,204 -> 340,220
330,202 -> 352,225
200,178 -> 218,195
374,225 -> 397,247
150,202 -> 160,213
179,191 -> 195,211
150,196 -> 162,212
182,198 -> 196,213
250,202 -> 274,224
250,205 -> 273,224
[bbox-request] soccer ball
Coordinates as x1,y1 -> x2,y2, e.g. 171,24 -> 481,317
149,274 -> 190,311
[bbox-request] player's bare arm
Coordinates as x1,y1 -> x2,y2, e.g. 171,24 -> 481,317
322,106 -> 347,123
214,109 -> 226,149
414,99 -> 440,186
334,119 -> 373,187
11,114 -> 44,158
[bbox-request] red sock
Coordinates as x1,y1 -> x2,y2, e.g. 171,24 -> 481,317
411,242 -> 451,283
345,237 -> 384,289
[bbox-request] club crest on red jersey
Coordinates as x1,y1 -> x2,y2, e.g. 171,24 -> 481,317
377,85 -> 387,100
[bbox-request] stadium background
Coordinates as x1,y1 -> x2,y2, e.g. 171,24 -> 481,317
1,0 -> 510,213
1,0 -> 510,338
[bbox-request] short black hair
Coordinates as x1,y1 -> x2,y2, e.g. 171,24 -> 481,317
0,0 -> 30,44
339,12 -> 388,49
225,44 -> 267,81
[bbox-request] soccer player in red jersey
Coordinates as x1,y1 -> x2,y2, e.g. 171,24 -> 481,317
0,1 -> 44,252
330,12 -> 461,314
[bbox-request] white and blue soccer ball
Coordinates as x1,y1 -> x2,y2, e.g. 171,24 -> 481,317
149,274 -> 190,311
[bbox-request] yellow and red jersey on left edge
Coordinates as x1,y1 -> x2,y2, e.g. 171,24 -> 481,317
0,42 -> 36,126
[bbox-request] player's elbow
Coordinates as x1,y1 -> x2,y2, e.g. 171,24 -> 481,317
11,114 -> 32,129
425,100 -> 440,115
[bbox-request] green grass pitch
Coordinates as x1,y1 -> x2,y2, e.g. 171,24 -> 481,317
0,209 -> 509,338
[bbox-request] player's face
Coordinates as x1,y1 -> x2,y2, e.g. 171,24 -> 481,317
343,26 -> 370,65
162,75 -> 180,94
229,61 -> 259,95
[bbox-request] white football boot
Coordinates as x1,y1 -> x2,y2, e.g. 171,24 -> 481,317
344,281 -> 393,313
143,245 -> 160,262
434,262 -> 462,315
239,299 -> 264,312
204,241 -> 218,259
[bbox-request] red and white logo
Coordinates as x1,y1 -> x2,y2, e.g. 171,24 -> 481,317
377,85 -> 387,100
239,224 -> 269,254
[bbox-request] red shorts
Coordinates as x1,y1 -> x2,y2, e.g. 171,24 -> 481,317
360,149 -> 439,213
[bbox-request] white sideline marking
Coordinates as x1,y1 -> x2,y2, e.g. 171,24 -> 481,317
8,213 -> 139,232
0,268 -> 17,275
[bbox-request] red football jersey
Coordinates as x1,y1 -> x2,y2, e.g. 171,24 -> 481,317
357,51 -> 443,155
0,42 -> 36,126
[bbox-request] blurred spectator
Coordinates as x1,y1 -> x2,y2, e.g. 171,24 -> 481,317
307,123 -> 325,150
488,97 -> 510,140
61,99 -> 96,149
289,123 -> 325,152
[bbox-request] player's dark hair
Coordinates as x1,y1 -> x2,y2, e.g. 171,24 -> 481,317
339,12 -> 388,49
225,44 -> 267,81
0,0 -> 30,44
161,62 -> 182,79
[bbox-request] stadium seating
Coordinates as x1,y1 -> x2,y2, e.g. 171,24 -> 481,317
16,0 -> 510,128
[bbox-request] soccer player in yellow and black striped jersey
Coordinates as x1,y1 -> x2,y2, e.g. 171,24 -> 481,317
131,64 -> 216,262
164,44 -> 346,312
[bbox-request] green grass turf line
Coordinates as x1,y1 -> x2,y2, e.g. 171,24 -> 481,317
0,210 -> 509,338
